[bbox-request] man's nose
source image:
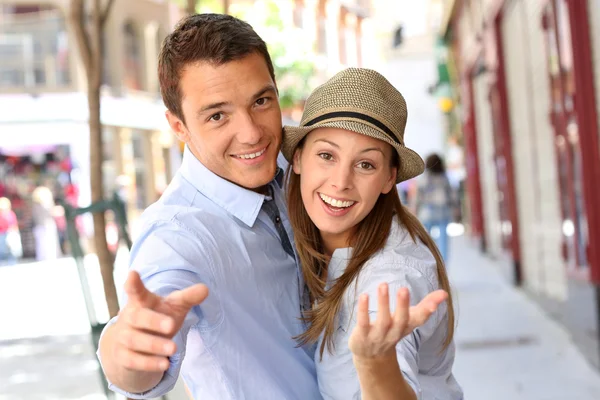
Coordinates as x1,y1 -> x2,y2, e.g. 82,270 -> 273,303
235,112 -> 262,145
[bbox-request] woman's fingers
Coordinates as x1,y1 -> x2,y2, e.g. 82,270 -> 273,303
355,293 -> 371,336
373,284 -> 393,339
407,290 -> 448,331
390,287 -> 409,339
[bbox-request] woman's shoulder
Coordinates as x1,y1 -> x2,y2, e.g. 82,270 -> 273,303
359,220 -> 439,292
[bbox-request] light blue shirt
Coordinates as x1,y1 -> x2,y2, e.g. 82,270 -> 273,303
100,147 -> 321,399
316,219 -> 463,400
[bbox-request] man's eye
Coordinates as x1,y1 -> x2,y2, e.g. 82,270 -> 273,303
210,113 -> 223,121
256,97 -> 269,106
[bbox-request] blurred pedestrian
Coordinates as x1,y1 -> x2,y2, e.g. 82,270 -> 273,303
31,186 -> 61,261
416,153 -> 454,261
0,197 -> 21,263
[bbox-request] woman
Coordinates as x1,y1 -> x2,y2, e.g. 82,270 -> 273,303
283,68 -> 462,399
416,153 -> 454,261
31,186 -> 61,261
0,197 -> 21,263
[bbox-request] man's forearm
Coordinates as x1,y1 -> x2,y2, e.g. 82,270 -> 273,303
99,323 -> 165,393
353,353 -> 417,400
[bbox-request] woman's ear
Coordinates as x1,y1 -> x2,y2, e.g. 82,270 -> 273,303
292,148 -> 302,174
382,167 -> 398,194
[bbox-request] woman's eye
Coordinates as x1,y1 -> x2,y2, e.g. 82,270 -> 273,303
358,162 -> 374,170
318,153 -> 333,161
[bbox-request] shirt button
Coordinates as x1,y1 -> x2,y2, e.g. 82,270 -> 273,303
275,216 -> 281,223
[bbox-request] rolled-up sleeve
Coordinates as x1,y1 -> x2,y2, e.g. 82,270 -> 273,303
97,218 -> 218,398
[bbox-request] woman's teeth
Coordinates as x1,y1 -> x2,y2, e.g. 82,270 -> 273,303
319,193 -> 355,208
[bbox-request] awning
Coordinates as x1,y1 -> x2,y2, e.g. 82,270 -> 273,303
439,0 -> 458,38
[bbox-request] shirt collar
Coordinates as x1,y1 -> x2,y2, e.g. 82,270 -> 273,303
180,146 -> 271,227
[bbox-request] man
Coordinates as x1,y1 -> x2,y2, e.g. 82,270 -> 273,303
98,13 -> 443,399
98,14 -> 319,399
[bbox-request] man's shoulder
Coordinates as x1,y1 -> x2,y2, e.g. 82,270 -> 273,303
140,174 -> 225,226
138,201 -> 231,243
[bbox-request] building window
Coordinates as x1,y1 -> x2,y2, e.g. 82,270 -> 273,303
131,130 -> 148,209
356,17 -> 363,67
293,0 -> 304,28
153,27 -> 165,93
102,31 -> 111,86
317,0 -> 327,54
102,127 -> 118,198
338,8 -> 348,65
0,4 -> 71,89
123,21 -> 144,91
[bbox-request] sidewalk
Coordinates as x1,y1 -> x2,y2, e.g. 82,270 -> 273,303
2,235 -> 600,399
448,235 -> 600,400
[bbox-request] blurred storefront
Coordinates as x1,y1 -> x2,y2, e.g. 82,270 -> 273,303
0,2 -> 183,251
440,0 -> 600,369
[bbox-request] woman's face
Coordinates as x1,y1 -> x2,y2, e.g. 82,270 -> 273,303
293,127 -> 397,251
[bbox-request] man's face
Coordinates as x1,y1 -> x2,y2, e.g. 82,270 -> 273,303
166,53 -> 282,190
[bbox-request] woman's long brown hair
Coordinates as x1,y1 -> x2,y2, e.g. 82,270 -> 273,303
286,148 -> 455,359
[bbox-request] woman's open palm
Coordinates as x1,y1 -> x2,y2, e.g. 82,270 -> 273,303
348,283 -> 448,359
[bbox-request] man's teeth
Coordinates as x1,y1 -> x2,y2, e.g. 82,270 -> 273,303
319,193 -> 355,208
236,148 -> 266,159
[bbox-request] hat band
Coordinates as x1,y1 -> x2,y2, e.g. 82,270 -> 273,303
303,111 -> 402,146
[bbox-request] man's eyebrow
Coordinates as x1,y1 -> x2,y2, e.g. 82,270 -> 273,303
195,85 -> 277,118
196,101 -> 230,117
252,84 -> 278,100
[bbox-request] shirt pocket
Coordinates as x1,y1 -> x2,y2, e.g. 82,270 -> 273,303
337,306 -> 359,334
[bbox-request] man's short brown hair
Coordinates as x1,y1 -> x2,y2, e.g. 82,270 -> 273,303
158,13 -> 276,123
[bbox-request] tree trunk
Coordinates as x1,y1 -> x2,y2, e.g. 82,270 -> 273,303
223,0 -> 229,14
186,0 -> 197,15
88,84 -> 120,319
69,0 -> 120,320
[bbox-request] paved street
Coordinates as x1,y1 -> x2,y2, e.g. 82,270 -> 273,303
1,234 -> 599,399
448,236 -> 600,400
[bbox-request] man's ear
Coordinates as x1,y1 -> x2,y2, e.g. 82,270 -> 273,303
292,148 -> 302,174
166,110 -> 190,143
382,167 -> 398,194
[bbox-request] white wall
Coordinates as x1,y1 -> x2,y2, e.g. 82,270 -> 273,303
370,0 -> 445,162
502,0 -> 566,299
377,56 -> 445,161
473,73 -> 503,259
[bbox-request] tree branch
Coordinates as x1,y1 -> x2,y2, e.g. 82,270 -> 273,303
101,0 -> 115,27
69,0 -> 93,75
186,0 -> 197,16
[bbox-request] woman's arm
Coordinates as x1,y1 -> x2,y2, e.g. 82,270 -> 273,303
353,352 -> 416,400
349,284 -> 447,400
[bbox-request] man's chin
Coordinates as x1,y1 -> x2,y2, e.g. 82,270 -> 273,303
235,170 -> 277,191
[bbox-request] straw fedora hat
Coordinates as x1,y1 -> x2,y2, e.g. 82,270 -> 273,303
282,68 -> 425,183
